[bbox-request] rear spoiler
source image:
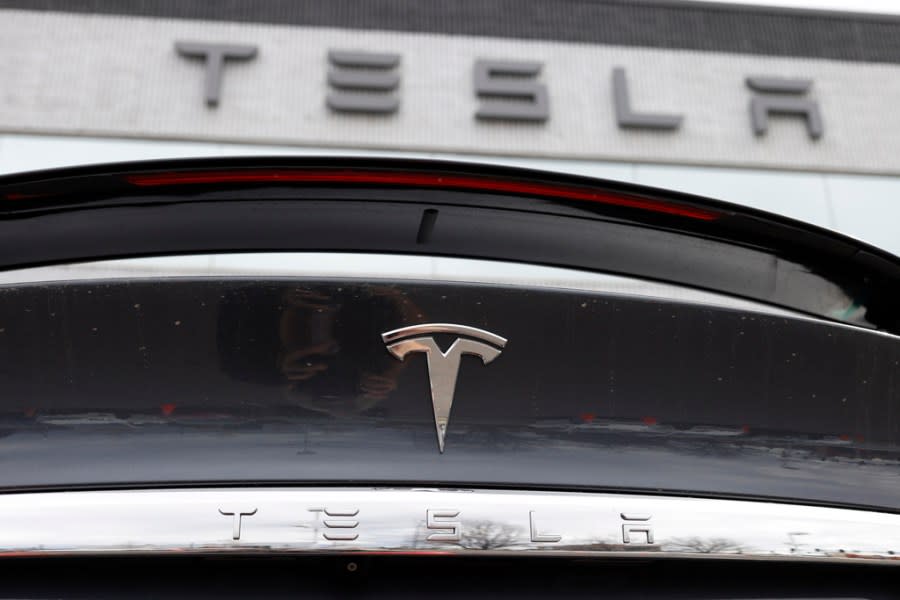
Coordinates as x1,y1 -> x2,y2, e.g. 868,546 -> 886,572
1,157 -> 898,334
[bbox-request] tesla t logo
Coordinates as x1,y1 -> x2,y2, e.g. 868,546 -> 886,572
382,323 -> 507,453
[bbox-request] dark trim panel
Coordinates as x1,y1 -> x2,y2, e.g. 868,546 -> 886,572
1,279 -> 897,507
3,0 -> 900,64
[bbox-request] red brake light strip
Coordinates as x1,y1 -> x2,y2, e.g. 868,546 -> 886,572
125,169 -> 720,221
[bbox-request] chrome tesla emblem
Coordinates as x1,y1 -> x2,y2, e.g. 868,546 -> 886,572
382,323 -> 507,453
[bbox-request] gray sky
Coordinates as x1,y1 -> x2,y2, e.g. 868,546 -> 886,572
690,0 -> 900,14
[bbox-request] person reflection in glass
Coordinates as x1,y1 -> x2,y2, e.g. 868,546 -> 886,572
218,284 -> 421,418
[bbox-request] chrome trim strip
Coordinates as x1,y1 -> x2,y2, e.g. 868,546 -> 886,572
0,252 -> 802,317
0,488 -> 897,563
2,253 -> 894,339
382,323 -> 507,347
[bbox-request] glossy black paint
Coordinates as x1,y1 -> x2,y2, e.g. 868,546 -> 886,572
0,278 -> 897,509
1,157 -> 899,334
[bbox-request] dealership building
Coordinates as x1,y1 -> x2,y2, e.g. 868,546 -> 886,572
0,0 -> 898,255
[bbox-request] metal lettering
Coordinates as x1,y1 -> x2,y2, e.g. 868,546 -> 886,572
218,506 -> 257,540
746,76 -> 823,139
612,67 -> 682,130
474,59 -> 549,122
175,41 -> 257,107
309,507 -> 360,541
529,510 -> 562,543
327,50 -> 401,114
426,509 -> 461,542
621,512 -> 654,545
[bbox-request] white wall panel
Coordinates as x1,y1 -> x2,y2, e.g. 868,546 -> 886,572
1,10 -> 899,174
826,174 -> 900,255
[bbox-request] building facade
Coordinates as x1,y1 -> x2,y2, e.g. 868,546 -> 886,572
1,0 -> 898,254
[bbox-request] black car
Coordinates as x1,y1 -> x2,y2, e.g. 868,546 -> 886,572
0,158 -> 897,597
